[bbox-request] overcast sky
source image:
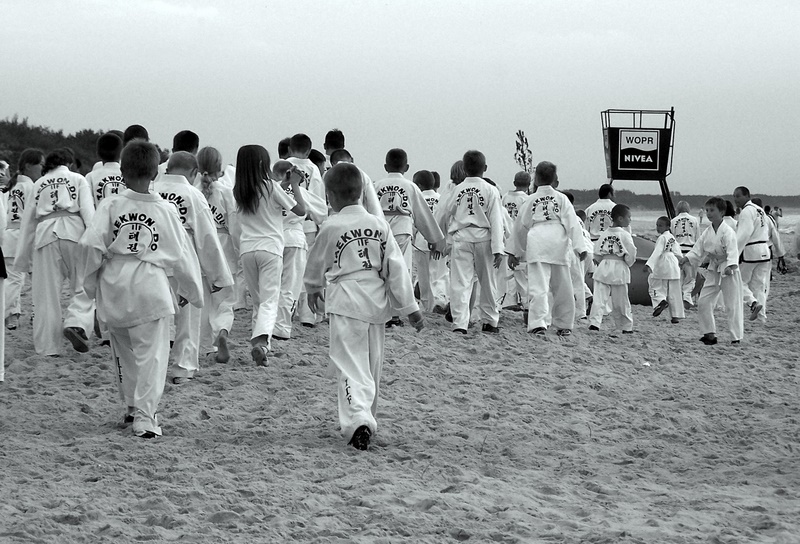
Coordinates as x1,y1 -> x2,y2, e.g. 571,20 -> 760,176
3,0 -> 798,196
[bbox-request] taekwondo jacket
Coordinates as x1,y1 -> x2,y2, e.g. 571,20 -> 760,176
736,201 -> 771,263
86,162 -> 125,206
671,212 -> 700,255
687,222 -> 739,274
645,231 -> 682,280
593,226 -> 637,285
373,173 -> 444,244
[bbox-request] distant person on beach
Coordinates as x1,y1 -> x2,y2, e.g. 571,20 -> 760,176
373,149 -> 444,327
698,208 -> 705,225
508,161 -> 585,337
733,186 -> 769,322
79,140 -> 203,437
500,172 -> 530,311
13,148 -> 96,356
671,201 -> 700,310
584,183 -> 615,241
644,216 -> 684,323
681,197 -> 743,345
588,204 -> 637,334
304,162 -> 423,451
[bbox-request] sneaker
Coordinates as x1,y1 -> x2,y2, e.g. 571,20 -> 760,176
683,300 -> 692,311
445,306 -> 453,323
556,329 -> 572,337
652,300 -> 669,317
251,344 -> 269,366
5,314 -> 19,331
301,322 -> 315,329
749,302 -> 763,321
699,335 -> 718,345
171,376 -> 194,385
481,324 -> 500,334
215,334 -> 230,364
453,328 -> 467,335
530,327 -> 546,336
348,425 -> 371,451
136,430 -> 158,439
731,340 -> 741,345
671,317 -> 680,324
588,325 -> 600,331
432,305 -> 448,315
63,327 -> 90,353
622,330 -> 634,334
385,317 -> 404,328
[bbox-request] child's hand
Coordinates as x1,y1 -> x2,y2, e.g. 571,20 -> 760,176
578,251 -> 588,262
493,253 -> 503,269
308,291 -> 325,314
723,264 -> 737,276
777,256 -> 787,274
408,311 -> 424,332
508,255 -> 519,270
430,250 -> 442,260
178,296 -> 189,307
430,239 -> 446,254
643,265 -> 652,275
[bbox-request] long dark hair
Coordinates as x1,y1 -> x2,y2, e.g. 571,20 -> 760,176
5,148 -> 45,193
43,148 -> 74,174
233,145 -> 273,215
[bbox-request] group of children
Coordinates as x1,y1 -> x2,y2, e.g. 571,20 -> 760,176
0,127 -> 789,448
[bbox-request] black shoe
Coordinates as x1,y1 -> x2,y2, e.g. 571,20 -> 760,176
272,335 -> 290,341
64,327 -> 90,353
301,322 -> 315,328
749,302 -> 763,321
530,327 -> 546,336
700,335 -> 718,345
671,318 -> 680,324
385,317 -> 404,328
453,328 -> 467,335
622,330 -> 634,334
137,431 -> 158,439
444,306 -> 453,323
588,325 -> 600,331
349,425 -> 371,451
432,305 -> 448,315
652,300 -> 669,317
731,340 -> 741,345
522,310 -> 528,326
683,300 -> 692,311
586,297 -> 593,316
481,324 -> 500,334
556,329 -> 572,337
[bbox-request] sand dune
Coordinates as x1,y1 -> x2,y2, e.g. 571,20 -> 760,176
1,239 -> 798,543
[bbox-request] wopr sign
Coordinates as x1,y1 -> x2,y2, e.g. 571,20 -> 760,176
619,130 -> 659,171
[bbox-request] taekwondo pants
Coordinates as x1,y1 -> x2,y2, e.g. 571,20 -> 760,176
414,248 -> 447,312
241,250 -> 283,341
739,261 -> 770,322
697,269 -> 743,341
527,262 -> 575,331
329,314 -> 383,441
110,317 -> 170,436
395,234 -> 413,274
450,240 -> 499,329
32,239 -> 95,355
589,281 -> 632,332
648,277 -> 685,319
199,279 -> 235,356
220,232 -> 247,310
680,260 -> 698,304
569,255 -> 587,318
505,262 -> 528,307
274,246 -> 307,339
3,258 -> 25,319
296,232 -> 319,325
0,279 -> 5,381
169,276 -> 202,378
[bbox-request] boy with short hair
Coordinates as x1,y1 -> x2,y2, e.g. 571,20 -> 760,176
304,162 -> 423,450
683,197 -> 743,344
645,216 -> 684,323
588,204 -> 637,333
584,183 -> 616,241
86,132 -> 125,206
79,140 -> 203,437
154,152 -> 233,382
438,150 -> 505,334
411,169 -> 446,312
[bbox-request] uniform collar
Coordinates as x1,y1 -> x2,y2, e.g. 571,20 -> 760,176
160,173 -> 191,185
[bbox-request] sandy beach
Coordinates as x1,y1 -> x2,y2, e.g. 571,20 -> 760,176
1,233 -> 798,543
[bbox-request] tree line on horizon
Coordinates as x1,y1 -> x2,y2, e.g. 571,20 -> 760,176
1,116 -> 798,210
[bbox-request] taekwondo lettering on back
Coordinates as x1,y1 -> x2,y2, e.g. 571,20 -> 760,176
113,212 -> 160,252
159,192 -> 189,223
597,234 -> 624,256
456,187 -> 485,216
530,195 -> 560,220
619,130 -> 659,171
589,209 -> 613,233
504,201 -> 519,219
281,186 -> 295,217
37,177 -> 77,208
9,187 -> 26,221
333,227 -> 387,270
664,236 -> 677,254
376,185 -> 410,214
96,175 -> 124,203
208,204 -> 226,228
673,217 -> 693,239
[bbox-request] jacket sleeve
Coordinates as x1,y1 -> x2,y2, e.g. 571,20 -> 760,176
303,225 -> 329,295
381,228 -> 419,315
77,215 -> 109,301
77,176 -> 96,226
12,190 -> 38,273
411,184 -> 444,245
486,188 -> 505,255
299,186 -> 328,225
171,228 -> 205,308
623,233 -> 638,267
361,171 -> 384,220
192,193 -> 234,288
645,234 -> 666,270
735,208 -> 755,257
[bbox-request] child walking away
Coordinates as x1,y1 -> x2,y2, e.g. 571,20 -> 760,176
4,148 -> 44,331
500,172 -> 530,311
645,216 -> 685,323
154,152 -> 233,383
304,163 -> 423,450
86,132 -> 125,206
230,145 -> 306,364
508,162 -> 586,336
13,148 -> 96,356
682,197 -> 743,345
78,140 -> 203,437
671,201 -> 700,309
588,204 -> 637,333
411,169 -> 446,312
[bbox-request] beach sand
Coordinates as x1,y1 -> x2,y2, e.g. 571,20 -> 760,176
1,234 -> 798,543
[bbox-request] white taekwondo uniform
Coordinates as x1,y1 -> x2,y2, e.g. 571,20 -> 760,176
584,198 -> 615,241
671,212 -> 700,305
79,189 -> 203,436
274,184 -> 327,339
304,204 -> 417,442
687,222 -> 743,342
645,230 -> 685,320
14,166 -> 95,355
412,189 -> 448,312
509,185 -> 584,332
501,189 -> 528,308
589,227 -> 637,332
438,177 -> 504,330
569,216 -> 594,319
230,179 -> 297,344
736,201 -> 771,322
154,174 -> 233,378
86,161 -> 125,206
4,175 -> 34,320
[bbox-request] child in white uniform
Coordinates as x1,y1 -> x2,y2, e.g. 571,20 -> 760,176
272,160 -> 327,341
14,148 -> 96,355
438,151 -> 504,334
588,204 -> 637,333
501,172 -> 530,310
86,133 -> 125,206
683,197 -> 743,344
671,201 -> 700,309
304,163 -> 423,450
4,149 -> 44,330
733,186 -> 770,322
508,163 -> 585,336
230,145 -> 306,363
584,184 -> 615,241
645,216 -> 684,323
154,152 -> 233,382
79,140 -> 203,437
411,170 -> 445,312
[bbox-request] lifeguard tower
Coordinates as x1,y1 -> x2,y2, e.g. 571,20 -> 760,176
597,107 -> 677,304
